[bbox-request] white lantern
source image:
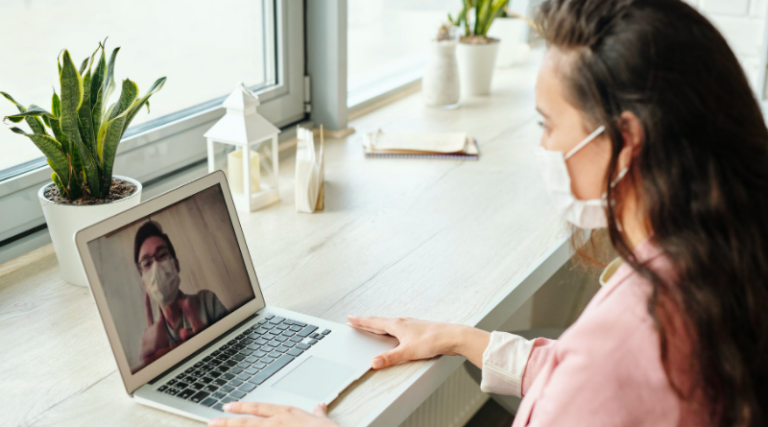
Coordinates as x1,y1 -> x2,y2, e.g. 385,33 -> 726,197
205,83 -> 281,212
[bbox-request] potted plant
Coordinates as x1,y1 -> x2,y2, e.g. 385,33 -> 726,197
2,41 -> 166,287
487,8 -> 536,68
449,0 -> 509,96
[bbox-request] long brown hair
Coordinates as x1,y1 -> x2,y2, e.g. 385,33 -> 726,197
535,1 -> 768,426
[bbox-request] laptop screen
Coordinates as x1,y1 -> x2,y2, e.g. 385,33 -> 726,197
87,184 -> 255,374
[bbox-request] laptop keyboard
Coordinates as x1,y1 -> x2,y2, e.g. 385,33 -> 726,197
156,314 -> 331,412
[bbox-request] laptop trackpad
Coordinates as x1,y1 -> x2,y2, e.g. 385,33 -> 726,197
273,356 -> 357,401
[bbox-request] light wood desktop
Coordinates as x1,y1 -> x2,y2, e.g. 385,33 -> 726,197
0,51 -> 572,427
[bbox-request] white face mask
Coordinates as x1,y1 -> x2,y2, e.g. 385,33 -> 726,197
142,258 -> 181,306
534,125 -> 628,229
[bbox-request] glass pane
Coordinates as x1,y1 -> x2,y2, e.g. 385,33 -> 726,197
348,0 -> 453,100
0,0 -> 269,176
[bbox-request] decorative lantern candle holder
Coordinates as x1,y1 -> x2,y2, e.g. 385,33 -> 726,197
205,83 -> 281,212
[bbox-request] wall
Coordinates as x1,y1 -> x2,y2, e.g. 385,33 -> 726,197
685,0 -> 767,94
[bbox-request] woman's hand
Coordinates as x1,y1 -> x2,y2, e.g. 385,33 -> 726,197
347,316 -> 490,369
209,402 -> 338,427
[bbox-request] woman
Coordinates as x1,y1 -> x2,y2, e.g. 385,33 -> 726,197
210,0 -> 768,426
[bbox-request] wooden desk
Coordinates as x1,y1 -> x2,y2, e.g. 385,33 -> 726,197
0,51 -> 572,427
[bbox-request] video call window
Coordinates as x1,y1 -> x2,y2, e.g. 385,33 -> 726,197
88,186 -> 255,374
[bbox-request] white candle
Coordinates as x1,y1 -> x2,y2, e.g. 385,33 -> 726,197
228,148 -> 261,194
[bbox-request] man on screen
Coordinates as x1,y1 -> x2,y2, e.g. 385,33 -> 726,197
134,221 -> 228,366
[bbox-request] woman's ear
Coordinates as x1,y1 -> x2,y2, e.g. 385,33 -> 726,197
618,111 -> 644,169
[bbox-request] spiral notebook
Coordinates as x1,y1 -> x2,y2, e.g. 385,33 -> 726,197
362,131 -> 479,160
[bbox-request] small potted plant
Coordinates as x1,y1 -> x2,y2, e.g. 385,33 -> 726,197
449,0 -> 509,96
2,40 -> 166,287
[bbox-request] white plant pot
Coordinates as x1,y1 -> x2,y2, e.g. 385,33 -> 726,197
38,175 -> 142,287
457,40 -> 500,96
488,17 -> 530,68
423,39 -> 461,109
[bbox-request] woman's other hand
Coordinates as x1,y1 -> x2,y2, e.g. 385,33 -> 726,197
347,316 -> 490,369
209,402 -> 338,427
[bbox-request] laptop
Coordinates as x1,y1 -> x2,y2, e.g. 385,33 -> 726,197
75,171 -> 396,421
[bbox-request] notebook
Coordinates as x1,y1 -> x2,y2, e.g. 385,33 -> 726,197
362,131 -> 479,160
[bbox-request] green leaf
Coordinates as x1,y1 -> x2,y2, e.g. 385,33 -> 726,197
60,50 -> 101,197
3,106 -> 55,123
26,104 -> 49,136
79,59 -> 96,160
91,42 -> 107,135
98,76 -> 165,197
101,47 -> 121,114
1,92 -> 49,135
79,57 -> 90,75
108,79 -> 138,122
483,0 -> 508,35
124,77 -> 166,131
52,91 -> 61,117
51,172 -> 66,196
10,127 -> 71,188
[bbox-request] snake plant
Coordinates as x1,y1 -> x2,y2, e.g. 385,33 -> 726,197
2,41 -> 166,201
449,0 -> 510,38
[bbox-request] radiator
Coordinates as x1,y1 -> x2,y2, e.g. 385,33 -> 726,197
399,366 -> 488,427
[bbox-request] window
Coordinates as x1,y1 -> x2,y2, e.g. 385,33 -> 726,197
0,0 -> 305,245
347,0 -> 454,107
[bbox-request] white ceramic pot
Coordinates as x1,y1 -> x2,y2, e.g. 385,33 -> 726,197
423,39 -> 461,109
38,175 -> 142,287
457,40 -> 500,96
488,17 -> 530,68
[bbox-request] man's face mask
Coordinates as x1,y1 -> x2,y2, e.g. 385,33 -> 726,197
143,258 -> 180,306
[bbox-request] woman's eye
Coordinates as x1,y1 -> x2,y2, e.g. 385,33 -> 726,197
538,121 -> 550,132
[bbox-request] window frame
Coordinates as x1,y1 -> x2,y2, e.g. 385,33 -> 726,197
0,0 -> 306,245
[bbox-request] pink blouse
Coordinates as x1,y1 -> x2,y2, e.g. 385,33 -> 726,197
481,237 -> 708,426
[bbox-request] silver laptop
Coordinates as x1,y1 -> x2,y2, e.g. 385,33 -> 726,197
75,171 -> 396,422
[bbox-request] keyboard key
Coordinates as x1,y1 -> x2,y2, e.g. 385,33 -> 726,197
289,336 -> 302,343
176,381 -> 190,390
250,354 -> 295,385
199,377 -> 213,384
158,385 -> 168,392
254,362 -> 267,369
322,329 -> 331,335
268,351 -> 282,358
315,334 -> 325,340
204,385 -> 218,393
297,325 -> 318,338
237,373 -> 250,381
293,321 -> 307,327
275,336 -> 288,343
230,367 -> 244,375
230,390 -> 247,399
296,343 -> 310,350
221,396 -> 238,404
167,379 -> 178,386
222,373 -> 235,381
221,385 -> 234,393
213,378 -> 228,387
276,346 -> 290,353
237,362 -> 250,369
190,383 -> 205,391
269,316 -> 285,324
239,382 -> 257,392
165,388 -> 179,396
265,314 -> 275,320
255,350 -> 268,358
282,331 -> 296,337
190,391 -> 210,403
255,338 -> 269,346
309,339 -> 318,345
209,371 -> 222,378
276,324 -> 289,330
178,389 -> 196,399
213,391 -> 227,399
262,356 -> 275,364
245,356 -> 258,363
245,367 -> 258,375
213,402 -> 225,412
311,333 -> 321,339
287,348 -> 303,357
202,397 -> 218,407
289,325 -> 302,332
284,341 -> 296,348
229,379 -> 243,387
